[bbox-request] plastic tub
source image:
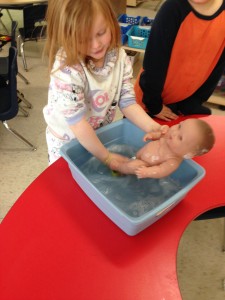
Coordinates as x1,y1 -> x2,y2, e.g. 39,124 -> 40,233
119,23 -> 132,45
60,119 -> 205,236
126,25 -> 151,49
118,14 -> 141,25
141,16 -> 154,26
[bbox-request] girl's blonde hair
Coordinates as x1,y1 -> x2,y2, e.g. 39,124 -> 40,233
45,0 -> 121,70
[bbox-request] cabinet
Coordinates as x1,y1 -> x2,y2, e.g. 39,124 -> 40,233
126,0 -> 145,7
110,0 -> 126,16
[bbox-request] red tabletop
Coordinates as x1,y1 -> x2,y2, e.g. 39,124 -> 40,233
0,115 -> 224,300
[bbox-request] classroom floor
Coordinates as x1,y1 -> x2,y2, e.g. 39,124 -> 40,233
0,2 -> 225,299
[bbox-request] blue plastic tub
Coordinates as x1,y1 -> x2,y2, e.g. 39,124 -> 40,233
60,119 -> 205,236
118,14 -> 141,25
141,16 -> 154,26
126,25 -> 151,49
119,23 -> 132,45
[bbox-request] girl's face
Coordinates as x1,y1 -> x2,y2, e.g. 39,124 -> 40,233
86,13 -> 112,67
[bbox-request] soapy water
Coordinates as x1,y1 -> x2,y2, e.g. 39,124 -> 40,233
79,144 -> 182,218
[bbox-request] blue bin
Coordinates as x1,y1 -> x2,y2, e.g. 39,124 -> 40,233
141,16 -> 154,26
118,14 -> 141,25
119,23 -> 132,45
127,25 -> 151,49
60,119 -> 205,236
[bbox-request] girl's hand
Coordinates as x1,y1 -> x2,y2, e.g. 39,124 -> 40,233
143,131 -> 161,141
104,152 -> 129,171
155,105 -> 178,121
143,125 -> 169,141
161,124 -> 169,134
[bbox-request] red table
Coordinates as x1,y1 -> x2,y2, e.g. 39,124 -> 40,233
0,115 -> 224,300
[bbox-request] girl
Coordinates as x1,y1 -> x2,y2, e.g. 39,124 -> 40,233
43,0 -> 167,169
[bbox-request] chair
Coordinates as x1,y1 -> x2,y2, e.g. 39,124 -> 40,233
0,21 -> 31,114
10,21 -> 30,85
18,4 -> 47,71
0,5 -> 27,23
0,46 -> 36,151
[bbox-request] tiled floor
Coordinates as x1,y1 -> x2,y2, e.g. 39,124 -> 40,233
0,2 -> 225,299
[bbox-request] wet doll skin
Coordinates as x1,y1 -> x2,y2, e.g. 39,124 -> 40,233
113,119 -> 215,179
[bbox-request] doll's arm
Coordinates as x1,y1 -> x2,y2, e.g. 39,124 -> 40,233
136,157 -> 181,179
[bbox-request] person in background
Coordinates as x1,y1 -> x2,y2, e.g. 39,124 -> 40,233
134,0 -> 225,121
43,0 -> 168,168
112,119 -> 215,178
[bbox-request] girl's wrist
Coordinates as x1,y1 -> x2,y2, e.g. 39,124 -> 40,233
104,152 -> 113,166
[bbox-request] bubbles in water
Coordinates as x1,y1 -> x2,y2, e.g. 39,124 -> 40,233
80,144 -> 182,218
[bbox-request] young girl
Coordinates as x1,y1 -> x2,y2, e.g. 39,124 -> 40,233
112,118 -> 215,178
43,0 -> 167,169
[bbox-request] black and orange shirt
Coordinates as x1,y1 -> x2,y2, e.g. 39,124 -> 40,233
140,0 -> 225,115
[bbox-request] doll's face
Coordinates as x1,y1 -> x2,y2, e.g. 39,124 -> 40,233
165,119 -> 203,158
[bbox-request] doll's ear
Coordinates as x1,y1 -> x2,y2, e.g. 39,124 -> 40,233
184,149 -> 209,159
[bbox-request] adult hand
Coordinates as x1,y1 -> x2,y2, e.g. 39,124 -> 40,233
154,105 -> 178,121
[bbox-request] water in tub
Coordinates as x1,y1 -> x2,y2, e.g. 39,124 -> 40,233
79,144 -> 182,218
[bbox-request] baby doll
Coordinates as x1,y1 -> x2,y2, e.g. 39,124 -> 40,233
113,119 -> 215,179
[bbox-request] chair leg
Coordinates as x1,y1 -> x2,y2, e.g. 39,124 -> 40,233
6,9 -> 13,22
18,105 -> 29,117
20,41 -> 28,71
0,18 -> 9,34
223,217 -> 225,252
18,72 -> 29,84
17,91 -> 32,109
2,121 -> 36,151
17,35 -> 21,56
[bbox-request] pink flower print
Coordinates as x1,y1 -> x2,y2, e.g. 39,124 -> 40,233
54,79 -> 72,92
90,90 -> 109,112
88,116 -> 104,129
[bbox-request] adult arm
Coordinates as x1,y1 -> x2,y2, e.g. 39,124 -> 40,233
140,0 -> 186,115
119,49 -> 168,132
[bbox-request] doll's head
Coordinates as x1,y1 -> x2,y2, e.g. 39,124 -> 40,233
166,118 -> 215,159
